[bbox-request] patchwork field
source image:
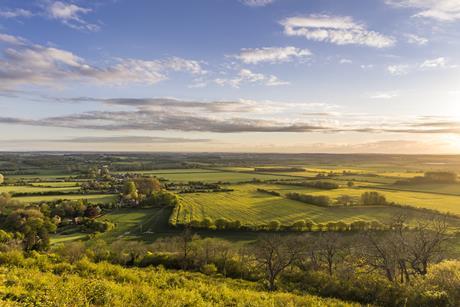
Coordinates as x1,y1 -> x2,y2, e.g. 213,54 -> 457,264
147,170 -> 290,183
239,183 -> 460,216
0,185 -> 80,193
176,185 -> 459,227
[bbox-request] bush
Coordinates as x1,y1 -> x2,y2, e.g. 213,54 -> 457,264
201,263 -> 218,275
268,220 -> 281,231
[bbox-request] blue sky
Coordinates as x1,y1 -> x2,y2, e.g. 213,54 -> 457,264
1,0 -> 460,153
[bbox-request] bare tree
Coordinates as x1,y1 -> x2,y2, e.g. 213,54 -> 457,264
362,214 -> 450,283
316,232 -> 347,276
407,217 -> 450,276
252,234 -> 302,291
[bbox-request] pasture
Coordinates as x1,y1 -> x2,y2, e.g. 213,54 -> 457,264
97,207 -> 174,241
176,185 -> 459,228
147,170 -> 290,183
13,193 -> 117,204
0,185 -> 80,194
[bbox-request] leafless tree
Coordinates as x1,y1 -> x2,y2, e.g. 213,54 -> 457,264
252,234 -> 302,291
316,232 -> 347,276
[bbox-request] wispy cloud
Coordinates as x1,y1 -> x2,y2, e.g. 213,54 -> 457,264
420,57 -> 447,69
339,58 -> 352,64
47,136 -> 211,143
405,33 -> 428,45
370,91 -> 399,99
214,69 -> 288,88
280,14 -> 395,48
240,0 -> 275,7
0,33 -> 204,90
387,64 -> 409,75
0,33 -> 26,45
0,8 -> 33,18
2,98 -> 460,136
386,0 -> 460,21
234,46 -> 311,64
46,1 -> 99,31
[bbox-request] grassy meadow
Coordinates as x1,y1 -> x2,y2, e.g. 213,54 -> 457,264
13,193 -> 117,204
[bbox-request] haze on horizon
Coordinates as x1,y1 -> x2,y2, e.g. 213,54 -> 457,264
1,0 -> 460,154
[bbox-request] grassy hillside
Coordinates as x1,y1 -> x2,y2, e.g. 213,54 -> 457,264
0,256 -> 356,307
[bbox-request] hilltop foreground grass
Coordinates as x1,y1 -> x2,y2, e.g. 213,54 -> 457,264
0,255 -> 355,307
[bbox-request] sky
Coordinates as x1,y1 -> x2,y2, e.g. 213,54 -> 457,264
0,0 -> 460,153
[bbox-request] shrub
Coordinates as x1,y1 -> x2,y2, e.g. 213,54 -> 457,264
291,220 -> 306,231
268,220 -> 281,231
215,218 -> 229,230
201,263 -> 218,275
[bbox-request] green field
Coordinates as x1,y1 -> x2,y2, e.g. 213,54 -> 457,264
153,171 -> 290,183
98,207 -> 173,241
0,185 -> 80,193
13,193 -> 117,204
31,181 -> 81,187
385,182 -> 460,196
239,183 -> 460,216
176,185 -> 458,227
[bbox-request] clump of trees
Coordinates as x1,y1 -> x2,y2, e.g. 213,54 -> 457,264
286,192 -> 331,207
122,176 -> 178,208
122,176 -> 161,202
360,191 -> 388,205
397,171 -> 457,185
256,188 -> 281,196
4,209 -> 56,251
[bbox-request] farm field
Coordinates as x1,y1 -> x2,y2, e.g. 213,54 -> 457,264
31,181 -> 81,187
0,185 -> 80,193
176,185 -> 459,227
384,182 -> 460,196
13,193 -> 117,204
114,168 -> 216,175
240,183 -> 460,216
97,207 -> 173,241
150,170 -> 291,183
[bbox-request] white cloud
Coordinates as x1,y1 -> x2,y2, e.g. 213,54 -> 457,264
235,46 -> 312,64
370,91 -> 399,99
47,1 -> 99,31
240,0 -> 275,7
340,58 -> 352,64
0,33 -> 26,45
386,0 -> 460,21
405,33 -> 428,45
0,33 -> 205,89
0,8 -> 33,18
387,64 -> 409,75
214,69 -> 288,88
280,14 -> 395,48
420,57 -> 447,68
360,64 -> 374,69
